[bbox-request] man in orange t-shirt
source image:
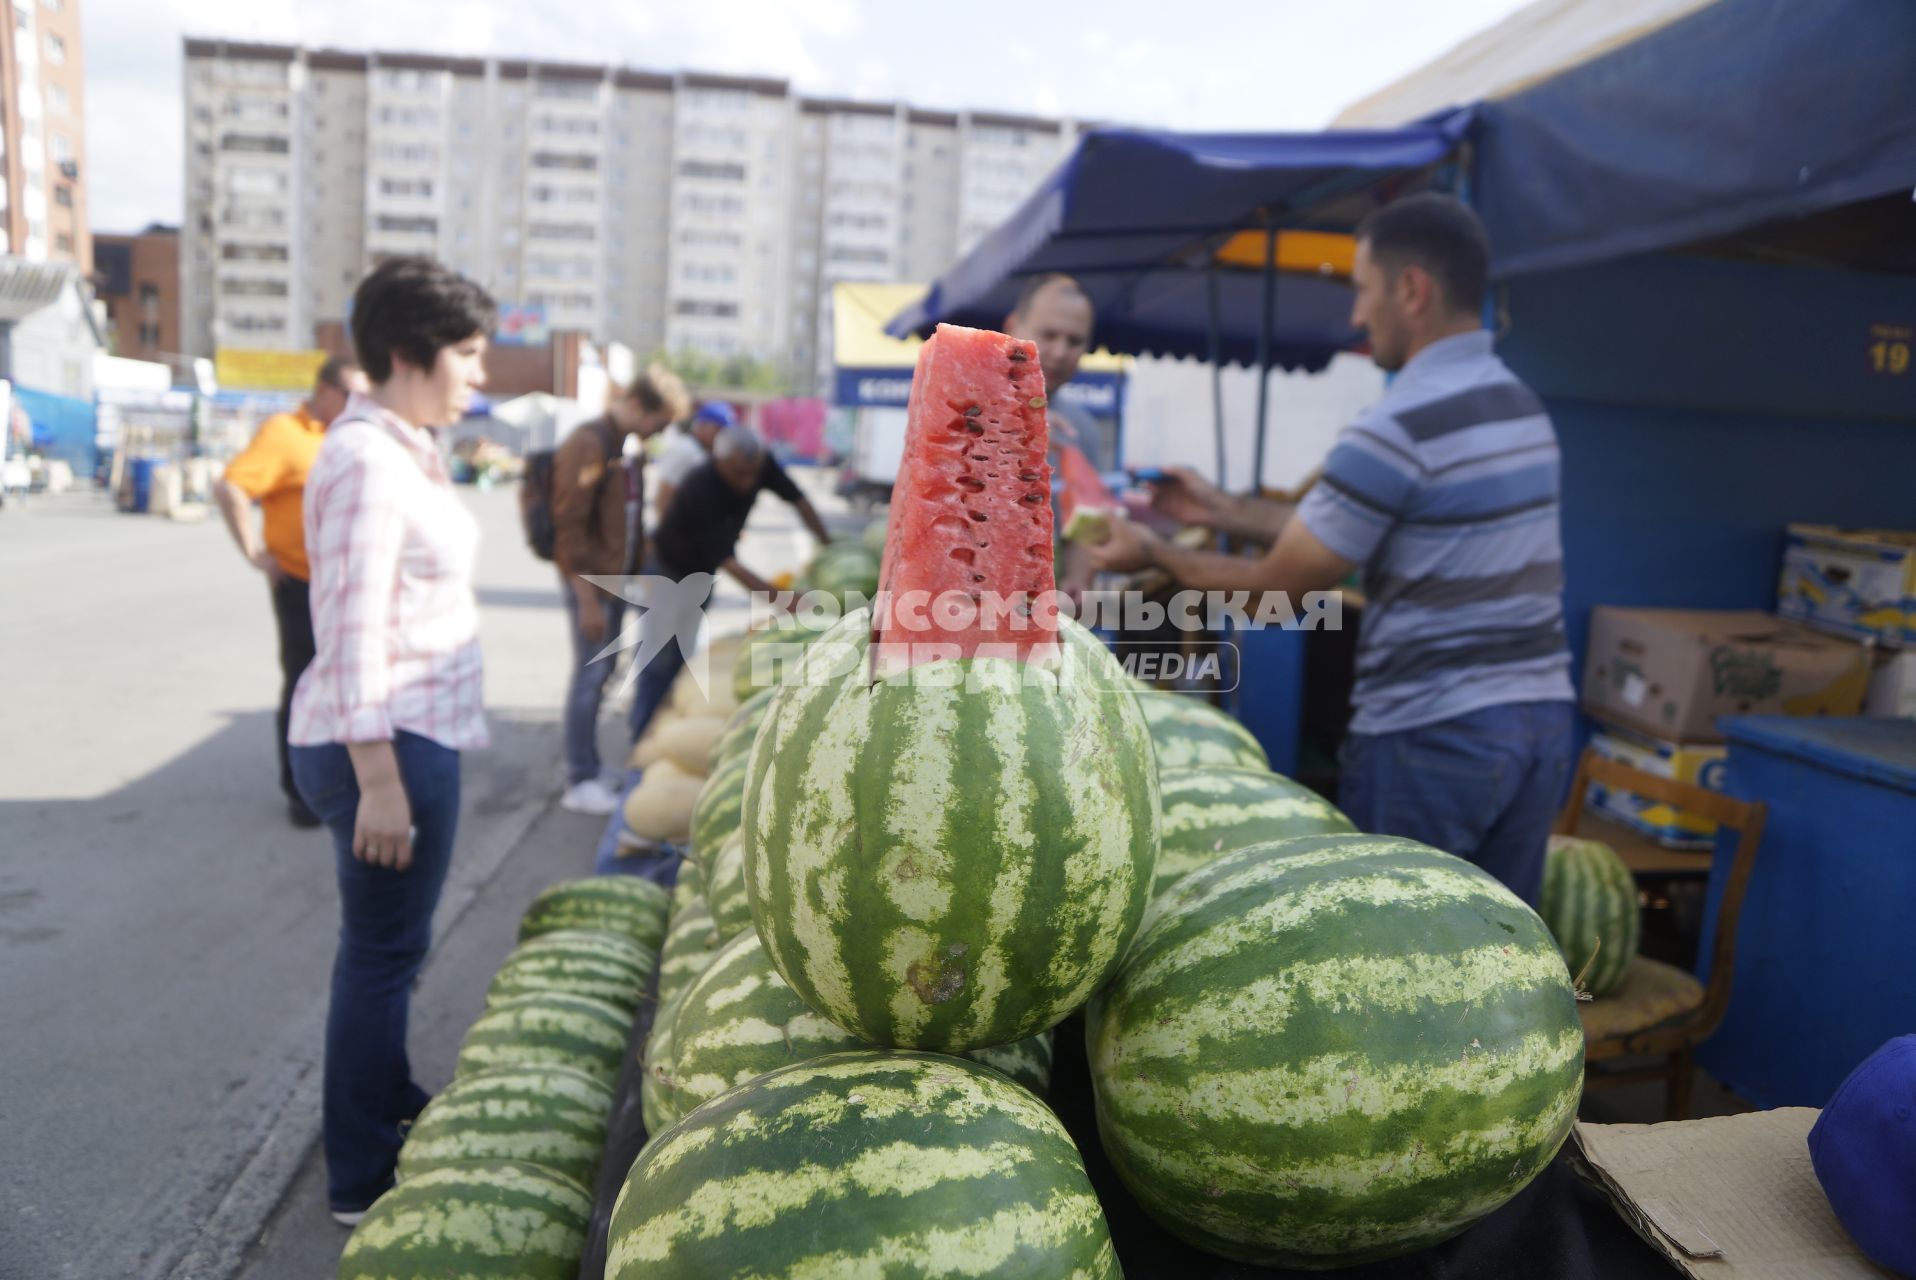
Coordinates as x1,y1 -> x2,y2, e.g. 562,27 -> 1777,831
216,356 -> 367,827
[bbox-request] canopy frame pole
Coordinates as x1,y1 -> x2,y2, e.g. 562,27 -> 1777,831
1250,218 -> 1278,497
1206,260 -> 1228,488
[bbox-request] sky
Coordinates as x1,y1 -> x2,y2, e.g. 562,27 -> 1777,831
82,0 -> 1533,234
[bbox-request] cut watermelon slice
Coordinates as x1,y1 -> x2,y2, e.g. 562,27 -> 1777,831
1056,444 -> 1120,546
875,323 -> 1058,673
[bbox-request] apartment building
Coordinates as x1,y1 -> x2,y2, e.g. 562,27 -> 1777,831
181,39 -> 1079,393
2,0 -> 90,268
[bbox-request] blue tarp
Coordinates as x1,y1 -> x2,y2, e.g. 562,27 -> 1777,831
12,385 -> 97,475
886,112 -> 1475,369
1474,0 -> 1916,279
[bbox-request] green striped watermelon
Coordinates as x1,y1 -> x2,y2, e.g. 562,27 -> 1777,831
640,985 -> 686,1140
341,1160 -> 592,1280
688,751 -> 750,875
808,543 -> 882,608
395,1064 -> 613,1188
1154,765 -> 1356,898
742,607 -> 1159,1051
455,992 -> 633,1089
860,516 -> 888,558
607,1051 -> 1121,1279
485,930 -> 654,1015
655,887 -> 722,1018
732,619 -> 831,703
1135,690 -> 1270,772
1088,833 -> 1584,1268
655,929 -> 1056,1130
707,687 -> 775,772
703,831 -> 751,943
1541,835 -> 1640,997
518,876 -> 670,953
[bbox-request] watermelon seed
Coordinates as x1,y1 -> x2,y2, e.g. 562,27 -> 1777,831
1020,493 -> 1044,504
948,547 -> 975,564
965,405 -> 982,417
957,477 -> 985,493
972,574 -> 985,583
1009,348 -> 1029,361
964,421 -> 985,435
1019,472 -> 1039,481
1029,396 -> 1048,409
969,511 -> 988,521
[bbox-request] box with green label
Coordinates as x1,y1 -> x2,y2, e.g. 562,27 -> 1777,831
1581,608 -> 1869,743
1776,525 -> 1916,646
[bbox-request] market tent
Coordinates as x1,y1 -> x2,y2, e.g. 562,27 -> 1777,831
884,114 -> 1474,370
1472,0 -> 1916,277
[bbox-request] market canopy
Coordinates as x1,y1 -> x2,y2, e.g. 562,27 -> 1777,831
885,112 -> 1475,370
1471,0 -> 1916,277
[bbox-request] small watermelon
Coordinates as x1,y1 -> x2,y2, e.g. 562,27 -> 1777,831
454,992 -> 632,1089
655,888 -> 723,1017
1135,690 -> 1270,772
518,876 -> 670,952
707,687 -> 775,772
485,930 -> 654,1015
687,751 -> 750,876
341,1160 -> 592,1280
860,515 -> 889,557
606,1052 -> 1121,1279
1541,834 -> 1641,997
1154,765 -> 1356,898
1089,834 -> 1583,1268
1056,444 -> 1120,546
702,831 -> 751,944
731,619 -> 831,703
395,1065 -> 613,1188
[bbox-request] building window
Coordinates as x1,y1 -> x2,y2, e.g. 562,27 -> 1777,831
53,185 -> 71,207
41,0 -> 63,10
56,232 -> 73,252
44,33 -> 65,64
47,84 -> 69,115
374,214 -> 438,234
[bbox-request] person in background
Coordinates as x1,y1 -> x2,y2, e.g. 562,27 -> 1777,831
650,399 -> 734,517
1087,193 -> 1574,906
215,356 -> 370,827
629,426 -> 832,750
286,257 -> 494,1225
553,365 -> 691,815
1004,274 -> 1099,601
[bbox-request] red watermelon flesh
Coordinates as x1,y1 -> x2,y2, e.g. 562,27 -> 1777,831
1056,444 -> 1119,545
875,323 -> 1058,672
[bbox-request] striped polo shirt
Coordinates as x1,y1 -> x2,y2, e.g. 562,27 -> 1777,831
1296,330 -> 1574,736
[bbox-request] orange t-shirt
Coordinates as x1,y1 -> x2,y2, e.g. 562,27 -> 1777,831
222,406 -> 326,580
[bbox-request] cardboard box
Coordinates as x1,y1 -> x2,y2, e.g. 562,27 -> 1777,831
1865,649 -> 1916,719
1588,726 -> 1729,849
1583,608 -> 1870,742
1777,524 -> 1916,646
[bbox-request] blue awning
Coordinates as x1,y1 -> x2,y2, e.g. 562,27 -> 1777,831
1474,0 -> 1916,278
886,111 -> 1475,369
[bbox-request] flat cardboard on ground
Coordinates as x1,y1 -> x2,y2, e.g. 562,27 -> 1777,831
1582,608 -> 1868,742
1573,1109 -> 1897,1280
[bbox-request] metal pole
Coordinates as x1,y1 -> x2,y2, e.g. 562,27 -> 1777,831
1205,261 -> 1227,488
1251,221 -> 1277,496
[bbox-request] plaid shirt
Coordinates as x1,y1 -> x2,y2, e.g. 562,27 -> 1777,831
289,395 -> 488,751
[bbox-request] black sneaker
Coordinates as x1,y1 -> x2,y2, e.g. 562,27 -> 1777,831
288,798 -> 323,829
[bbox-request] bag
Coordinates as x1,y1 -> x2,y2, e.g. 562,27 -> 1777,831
520,418 -> 619,562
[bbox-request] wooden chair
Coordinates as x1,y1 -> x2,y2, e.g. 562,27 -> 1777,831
1554,748 -> 1768,1121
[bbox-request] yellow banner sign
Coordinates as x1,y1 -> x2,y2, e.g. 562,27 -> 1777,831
214,348 -> 329,391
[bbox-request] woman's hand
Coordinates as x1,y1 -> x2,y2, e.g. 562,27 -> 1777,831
353,778 -> 414,870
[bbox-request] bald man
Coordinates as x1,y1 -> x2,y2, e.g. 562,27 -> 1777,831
1005,274 -> 1098,600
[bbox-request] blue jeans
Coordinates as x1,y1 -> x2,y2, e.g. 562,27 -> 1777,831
562,573 -> 628,785
291,731 -> 461,1213
626,560 -> 712,750
1338,701 -> 1574,907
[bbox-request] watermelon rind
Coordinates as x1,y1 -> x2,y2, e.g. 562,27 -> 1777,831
1153,765 -> 1356,898
454,992 -> 632,1089
341,1159 -> 593,1280
1541,834 -> 1641,997
395,1064 -> 614,1188
518,875 -> 670,953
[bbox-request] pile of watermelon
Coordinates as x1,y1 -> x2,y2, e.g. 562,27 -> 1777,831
338,876 -> 670,1280
349,324 -> 1586,1277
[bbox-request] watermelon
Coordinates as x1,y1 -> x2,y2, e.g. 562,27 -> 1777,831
860,515 -> 889,557
655,929 -> 1056,1130
1056,444 -> 1120,546
485,929 -> 654,1015
518,876 -> 670,953
655,887 -> 723,1016
702,830 -> 752,943
873,323 -> 1059,676
606,1051 -> 1121,1279
732,619 -> 831,703
742,606 -> 1158,1051
454,992 -> 633,1089
1541,834 -> 1641,997
640,982 -> 686,1140
808,543 -> 882,608
687,750 -> 750,875
340,1160 -> 593,1280
395,1064 -> 614,1188
1135,690 -> 1270,772
1088,834 -> 1584,1268
1154,765 -> 1356,898
707,687 -> 775,771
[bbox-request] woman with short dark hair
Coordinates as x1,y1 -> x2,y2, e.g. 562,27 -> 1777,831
287,256 -> 494,1223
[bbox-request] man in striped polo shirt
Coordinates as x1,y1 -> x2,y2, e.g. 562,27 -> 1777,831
1089,193 -> 1573,905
